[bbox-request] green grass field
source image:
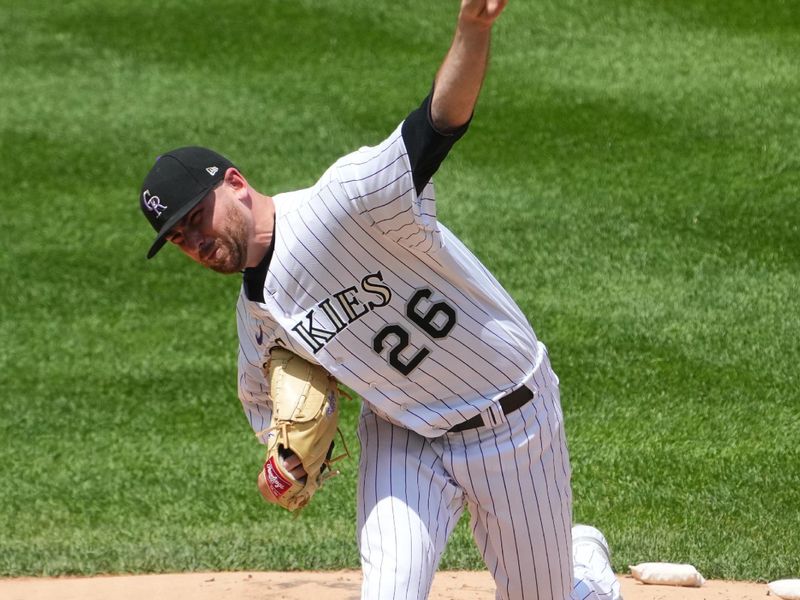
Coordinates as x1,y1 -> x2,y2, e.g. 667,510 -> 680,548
1,0 -> 798,582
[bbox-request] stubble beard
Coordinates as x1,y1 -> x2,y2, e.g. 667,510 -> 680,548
203,206 -> 249,274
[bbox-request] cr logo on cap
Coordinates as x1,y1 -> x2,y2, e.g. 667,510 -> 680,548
142,189 -> 168,218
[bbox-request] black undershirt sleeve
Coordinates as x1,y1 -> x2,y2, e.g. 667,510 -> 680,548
401,91 -> 471,196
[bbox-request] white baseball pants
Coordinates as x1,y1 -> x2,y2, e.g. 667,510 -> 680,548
357,383 -> 619,600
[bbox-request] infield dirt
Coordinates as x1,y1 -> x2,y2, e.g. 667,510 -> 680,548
0,570 -> 768,599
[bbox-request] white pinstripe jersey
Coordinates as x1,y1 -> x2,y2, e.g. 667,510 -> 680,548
236,122 -> 550,438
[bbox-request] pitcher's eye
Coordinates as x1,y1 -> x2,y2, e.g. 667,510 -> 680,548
189,206 -> 203,226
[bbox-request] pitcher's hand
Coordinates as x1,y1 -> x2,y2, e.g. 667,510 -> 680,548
459,0 -> 509,30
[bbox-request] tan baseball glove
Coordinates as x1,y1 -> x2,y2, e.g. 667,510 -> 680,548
256,347 -> 346,512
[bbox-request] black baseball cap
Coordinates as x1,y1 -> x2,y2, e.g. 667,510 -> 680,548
139,146 -> 236,259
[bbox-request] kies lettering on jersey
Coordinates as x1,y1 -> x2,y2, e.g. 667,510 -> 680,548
289,273 -> 457,378
290,271 -> 392,353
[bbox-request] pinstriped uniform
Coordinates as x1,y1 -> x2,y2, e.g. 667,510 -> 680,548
235,119 -> 618,600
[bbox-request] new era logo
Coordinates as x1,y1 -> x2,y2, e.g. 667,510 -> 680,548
206,166 -> 219,176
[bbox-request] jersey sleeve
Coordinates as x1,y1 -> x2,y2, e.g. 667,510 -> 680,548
236,297 -> 273,445
335,91 -> 468,253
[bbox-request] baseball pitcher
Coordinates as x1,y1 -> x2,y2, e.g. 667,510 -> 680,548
139,1 -> 623,599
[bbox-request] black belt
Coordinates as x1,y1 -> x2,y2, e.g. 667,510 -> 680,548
448,386 -> 534,433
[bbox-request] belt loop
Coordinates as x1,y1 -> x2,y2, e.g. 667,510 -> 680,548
478,402 -> 507,429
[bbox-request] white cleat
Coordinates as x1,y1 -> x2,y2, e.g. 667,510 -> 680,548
572,524 -> 622,600
572,524 -> 612,563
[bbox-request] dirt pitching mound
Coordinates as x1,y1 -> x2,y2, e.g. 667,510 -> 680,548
0,570 -> 768,600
